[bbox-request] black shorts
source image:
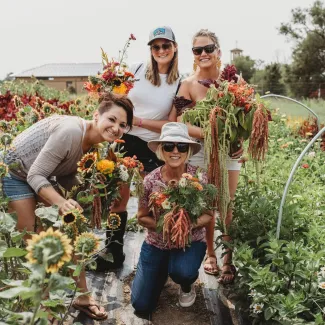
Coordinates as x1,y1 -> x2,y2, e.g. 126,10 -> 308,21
121,133 -> 164,173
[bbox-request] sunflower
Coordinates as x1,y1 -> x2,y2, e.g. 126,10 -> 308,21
0,162 -> 9,178
0,121 -> 8,132
74,232 -> 100,256
0,133 -> 12,146
113,83 -> 128,95
96,159 -> 115,175
107,213 -> 121,230
77,152 -> 97,174
62,209 -> 81,225
26,227 -> 73,273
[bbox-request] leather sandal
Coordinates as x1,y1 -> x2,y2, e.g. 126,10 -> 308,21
72,298 -> 108,320
203,255 -> 220,275
217,263 -> 237,285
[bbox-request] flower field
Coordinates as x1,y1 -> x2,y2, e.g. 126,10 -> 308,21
1,80 -> 325,324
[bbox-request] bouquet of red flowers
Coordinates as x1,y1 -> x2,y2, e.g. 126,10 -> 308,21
84,34 -> 137,96
148,172 -> 217,249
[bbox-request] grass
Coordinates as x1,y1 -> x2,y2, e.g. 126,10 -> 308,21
264,97 -> 325,122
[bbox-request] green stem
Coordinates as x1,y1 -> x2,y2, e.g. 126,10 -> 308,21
29,252 -> 48,325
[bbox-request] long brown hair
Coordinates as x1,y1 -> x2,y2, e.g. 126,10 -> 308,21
145,43 -> 179,86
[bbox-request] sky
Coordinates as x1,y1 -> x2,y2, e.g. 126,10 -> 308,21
0,0 -> 317,79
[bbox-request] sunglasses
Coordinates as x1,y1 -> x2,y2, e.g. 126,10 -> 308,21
151,43 -> 173,52
162,142 -> 190,153
192,44 -> 216,56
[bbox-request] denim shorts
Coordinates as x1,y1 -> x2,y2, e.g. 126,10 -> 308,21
2,173 -> 36,201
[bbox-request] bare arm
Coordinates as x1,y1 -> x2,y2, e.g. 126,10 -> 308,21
172,80 -> 204,139
132,117 -> 171,133
137,206 -> 156,231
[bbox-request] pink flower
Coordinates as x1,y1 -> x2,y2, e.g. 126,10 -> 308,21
130,34 -> 136,40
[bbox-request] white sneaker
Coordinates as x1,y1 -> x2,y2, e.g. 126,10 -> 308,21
178,284 -> 196,307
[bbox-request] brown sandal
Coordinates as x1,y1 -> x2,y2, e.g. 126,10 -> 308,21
203,255 -> 220,275
218,263 -> 236,285
72,299 -> 108,320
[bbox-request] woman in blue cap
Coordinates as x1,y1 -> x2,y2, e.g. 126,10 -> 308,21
96,26 -> 182,272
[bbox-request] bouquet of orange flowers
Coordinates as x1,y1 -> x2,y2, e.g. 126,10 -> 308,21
84,34 -> 137,96
148,172 -> 217,249
75,139 -> 143,228
181,65 -> 271,230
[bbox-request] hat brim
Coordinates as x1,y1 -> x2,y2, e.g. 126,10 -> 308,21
148,37 -> 176,45
148,137 -> 201,155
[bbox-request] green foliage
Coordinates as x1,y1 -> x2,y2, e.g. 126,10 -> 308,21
0,79 -> 69,102
230,116 -> 325,323
279,1 -> 325,98
263,63 -> 286,95
233,55 -> 256,81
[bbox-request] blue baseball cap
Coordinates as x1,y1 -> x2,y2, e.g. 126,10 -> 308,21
148,26 -> 176,45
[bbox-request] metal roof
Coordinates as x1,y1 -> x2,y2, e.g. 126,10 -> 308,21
13,63 -> 103,78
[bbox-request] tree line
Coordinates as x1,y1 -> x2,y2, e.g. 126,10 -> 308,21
233,0 -> 325,99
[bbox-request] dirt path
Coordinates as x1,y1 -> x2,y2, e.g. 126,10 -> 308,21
123,272 -> 211,325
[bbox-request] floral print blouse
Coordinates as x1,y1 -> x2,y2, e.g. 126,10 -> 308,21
139,164 -> 208,250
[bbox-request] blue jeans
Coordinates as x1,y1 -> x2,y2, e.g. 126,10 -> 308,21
2,173 -> 36,201
131,240 -> 206,313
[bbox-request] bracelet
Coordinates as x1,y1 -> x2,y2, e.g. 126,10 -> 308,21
138,118 -> 143,127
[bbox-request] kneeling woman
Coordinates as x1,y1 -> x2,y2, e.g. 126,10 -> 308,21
131,122 -> 213,314
2,92 -> 133,320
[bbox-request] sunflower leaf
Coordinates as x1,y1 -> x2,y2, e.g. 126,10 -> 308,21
3,247 -> 27,258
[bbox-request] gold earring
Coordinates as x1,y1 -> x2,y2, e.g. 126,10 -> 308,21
216,57 -> 221,69
193,60 -> 197,72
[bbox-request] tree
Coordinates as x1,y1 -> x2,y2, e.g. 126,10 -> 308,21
263,63 -> 286,95
250,69 -> 266,94
233,55 -> 256,81
279,0 -> 325,98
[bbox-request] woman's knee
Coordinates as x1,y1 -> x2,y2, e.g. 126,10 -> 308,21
131,293 -> 152,313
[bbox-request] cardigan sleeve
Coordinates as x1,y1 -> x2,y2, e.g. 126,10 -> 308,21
27,127 -> 77,193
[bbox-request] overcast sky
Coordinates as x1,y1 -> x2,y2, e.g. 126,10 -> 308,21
0,0 -> 317,79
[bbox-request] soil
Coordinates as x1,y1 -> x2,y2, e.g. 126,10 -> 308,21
123,271 -> 212,325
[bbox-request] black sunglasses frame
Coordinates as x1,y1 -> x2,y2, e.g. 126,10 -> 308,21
192,44 -> 216,56
151,43 -> 173,52
162,142 -> 190,153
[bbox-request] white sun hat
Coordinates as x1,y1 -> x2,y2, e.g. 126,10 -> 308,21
147,122 -> 201,155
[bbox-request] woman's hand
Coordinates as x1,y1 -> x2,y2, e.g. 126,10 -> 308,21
230,139 -> 244,159
58,199 -> 83,215
192,213 -> 212,229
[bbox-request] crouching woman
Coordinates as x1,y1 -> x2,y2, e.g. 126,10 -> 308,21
131,122 -> 213,315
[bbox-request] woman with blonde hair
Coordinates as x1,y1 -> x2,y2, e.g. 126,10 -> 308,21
170,29 -> 243,284
131,122 -> 213,315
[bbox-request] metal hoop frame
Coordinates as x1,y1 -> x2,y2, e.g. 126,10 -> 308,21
260,94 -> 321,239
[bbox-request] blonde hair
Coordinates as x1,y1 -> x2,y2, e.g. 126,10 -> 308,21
145,43 -> 179,86
155,143 -> 193,162
192,29 -> 220,48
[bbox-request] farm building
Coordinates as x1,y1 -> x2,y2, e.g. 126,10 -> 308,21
13,63 -> 102,94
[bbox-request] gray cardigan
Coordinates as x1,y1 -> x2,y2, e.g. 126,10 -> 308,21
6,115 -> 85,193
